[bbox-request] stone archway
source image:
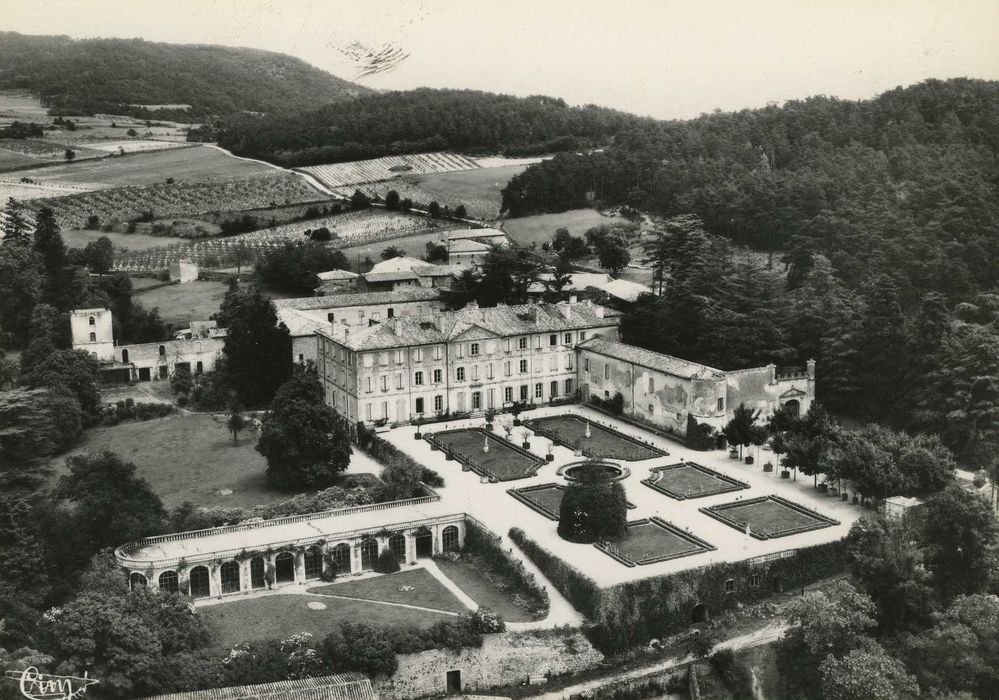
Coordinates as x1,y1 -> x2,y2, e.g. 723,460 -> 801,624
692,603 -> 709,624
158,570 -> 178,593
388,534 -> 407,563
189,566 -> 210,599
330,543 -> 351,574
414,528 -> 433,558
360,539 -> 378,570
275,552 -> 295,583
250,556 -> 266,589
304,546 -> 323,580
129,572 -> 147,590
442,525 -> 460,553
782,399 -> 800,417
220,561 -> 240,594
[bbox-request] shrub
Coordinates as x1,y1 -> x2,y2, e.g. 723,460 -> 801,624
510,527 -> 601,618
464,519 -> 549,617
557,465 -> 628,543
686,414 -> 715,451
374,548 -> 400,574
469,607 -> 505,633
710,648 -> 755,699
420,467 -> 445,487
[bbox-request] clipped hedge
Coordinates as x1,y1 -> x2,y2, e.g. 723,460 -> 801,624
355,423 -> 445,490
510,527 -> 848,653
464,519 -> 549,617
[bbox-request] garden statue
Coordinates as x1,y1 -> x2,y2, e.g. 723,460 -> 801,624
483,435 -> 490,453
585,422 -> 592,439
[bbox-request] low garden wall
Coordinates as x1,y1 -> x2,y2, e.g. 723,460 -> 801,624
510,527 -> 848,653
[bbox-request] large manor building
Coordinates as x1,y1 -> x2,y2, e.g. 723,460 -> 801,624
315,300 -> 814,430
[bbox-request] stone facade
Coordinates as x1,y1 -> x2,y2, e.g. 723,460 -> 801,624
168,260 -> 198,283
376,630 -> 603,699
317,301 -> 621,425
576,337 -> 815,434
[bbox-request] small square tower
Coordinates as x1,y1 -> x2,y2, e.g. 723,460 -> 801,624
70,308 -> 115,361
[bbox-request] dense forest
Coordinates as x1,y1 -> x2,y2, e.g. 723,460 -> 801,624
217,88 -> 651,166
0,32 -> 370,120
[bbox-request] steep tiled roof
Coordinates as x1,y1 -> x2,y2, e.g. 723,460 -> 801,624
367,256 -> 427,274
319,301 -> 621,351
578,336 -> 725,380
273,288 -> 442,311
142,673 -> 374,700
277,308 -> 331,337
316,269 -> 359,281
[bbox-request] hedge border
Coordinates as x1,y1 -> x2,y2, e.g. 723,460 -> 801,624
594,517 -> 716,567
641,461 -> 750,501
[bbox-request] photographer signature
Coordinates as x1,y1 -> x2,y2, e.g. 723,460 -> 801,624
4,667 -> 98,700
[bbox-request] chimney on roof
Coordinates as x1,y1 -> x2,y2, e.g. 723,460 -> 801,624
569,294 -> 578,304
595,305 -> 604,319
557,301 -> 572,320
431,308 -> 444,332
531,306 -> 541,324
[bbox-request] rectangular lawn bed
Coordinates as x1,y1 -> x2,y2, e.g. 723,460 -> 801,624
200,593 -> 454,648
700,495 -> 839,539
508,482 -> 636,520
642,461 -> 749,500
307,568 -> 467,613
525,415 -> 666,461
596,517 -> 715,567
425,428 -> 543,481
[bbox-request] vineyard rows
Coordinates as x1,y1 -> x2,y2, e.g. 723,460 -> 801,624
23,172 -> 324,229
111,209 -> 458,272
335,181 -> 499,221
299,152 -> 479,188
0,138 -> 103,160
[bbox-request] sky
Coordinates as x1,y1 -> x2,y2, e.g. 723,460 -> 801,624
3,0 -> 999,119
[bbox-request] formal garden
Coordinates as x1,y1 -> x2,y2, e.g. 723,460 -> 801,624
642,461 -> 750,500
700,495 -> 839,539
424,427 -> 544,481
525,414 -> 666,461
595,517 -> 716,567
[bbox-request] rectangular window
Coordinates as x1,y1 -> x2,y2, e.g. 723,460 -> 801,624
566,354 -> 574,370
387,307 -> 395,318
395,374 -> 403,389
518,337 -> 528,350
749,574 -> 760,588
487,363 -> 494,379
717,398 -> 725,411
456,367 -> 465,381
584,358 -> 590,372
564,332 -> 572,345
379,353 -> 388,366
365,403 -> 372,421
414,348 -> 423,362
506,339 -> 512,352
472,391 -> 481,409
415,397 -> 424,413
381,402 -> 388,419
414,371 -> 424,386
395,350 -> 404,364
648,404 -> 654,414
604,364 -> 610,380
519,359 -> 528,374
535,335 -> 542,349
472,365 -> 479,381
366,377 -> 372,393
434,395 -> 443,412
380,376 -> 387,391
549,334 -> 557,346
456,344 -> 464,359
470,343 -> 480,356
520,385 -> 529,401
725,579 -> 735,593
434,346 -> 443,360
535,383 -> 543,398
433,368 -> 442,383
505,361 -> 511,377
565,378 -> 573,394
579,331 -> 587,341
504,387 -> 513,403
649,377 -> 655,393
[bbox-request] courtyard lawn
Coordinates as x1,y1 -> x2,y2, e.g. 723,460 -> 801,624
200,593 -> 454,648
307,568 -> 468,614
503,209 -> 618,247
47,413 -> 279,509
526,415 -> 665,461
435,556 -> 538,623
701,496 -> 838,539
427,428 -> 543,481
510,483 -> 566,520
133,278 -> 231,325
598,518 -> 714,566
643,462 -> 749,500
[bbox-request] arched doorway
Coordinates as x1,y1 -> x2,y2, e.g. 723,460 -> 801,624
360,539 -> 379,570
442,525 -> 460,553
304,546 -> 323,580
783,399 -> 800,417
220,561 -> 241,594
250,557 -> 266,589
189,566 -> 210,599
158,570 -> 178,593
331,543 -> 351,574
121,348 -> 129,364
772,576 -> 784,594
275,552 -> 295,584
414,527 -> 433,558
388,534 -> 407,563
129,572 -> 147,590
692,603 -> 709,624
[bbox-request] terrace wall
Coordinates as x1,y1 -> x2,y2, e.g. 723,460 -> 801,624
375,630 -> 602,699
510,528 -> 848,653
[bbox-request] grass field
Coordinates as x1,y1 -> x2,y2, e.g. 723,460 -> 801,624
435,557 -> 537,622
0,149 -> 41,170
599,519 -> 712,566
48,413 -> 278,509
703,496 -> 837,539
63,229 -> 188,250
134,279 -> 230,324
200,593 -> 453,648
308,568 -> 467,613
8,145 -> 273,186
402,164 -> 527,220
503,209 -> 618,247
643,462 -> 749,500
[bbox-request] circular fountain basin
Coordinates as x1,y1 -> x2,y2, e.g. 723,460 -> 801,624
557,460 -> 631,483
